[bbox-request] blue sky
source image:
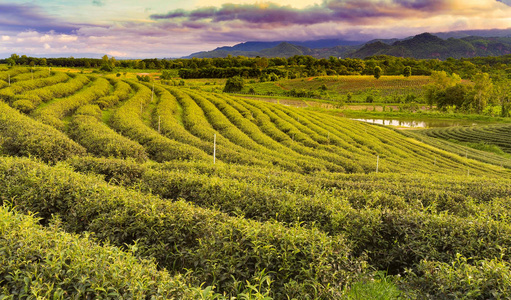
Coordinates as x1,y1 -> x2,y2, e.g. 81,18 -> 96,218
0,0 -> 510,58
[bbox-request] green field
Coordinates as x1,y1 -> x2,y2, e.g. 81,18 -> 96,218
2,67 -> 511,298
190,75 -> 431,104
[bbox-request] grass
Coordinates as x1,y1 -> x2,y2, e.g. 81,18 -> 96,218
187,75 -> 431,104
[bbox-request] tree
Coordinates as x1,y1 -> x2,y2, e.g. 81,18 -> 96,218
374,66 -> 382,79
471,73 -> 493,113
493,77 -> 511,117
160,70 -> 172,80
223,76 -> 244,93
403,66 -> 412,77
425,71 -> 461,108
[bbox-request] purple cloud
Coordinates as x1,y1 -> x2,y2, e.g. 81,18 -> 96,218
150,0 -> 506,27
0,3 -> 79,34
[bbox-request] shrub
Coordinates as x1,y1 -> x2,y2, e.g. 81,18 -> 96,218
0,206 -> 205,299
223,76 -> 244,93
12,99 -> 35,113
0,102 -> 86,162
0,156 -> 364,298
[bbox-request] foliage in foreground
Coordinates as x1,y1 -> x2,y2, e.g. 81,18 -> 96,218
0,206 -> 208,299
0,156 -> 364,299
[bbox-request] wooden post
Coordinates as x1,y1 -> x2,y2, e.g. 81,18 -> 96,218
140,102 -> 143,115
213,134 -> 216,164
31,69 -> 33,80
151,82 -> 154,102
8,74 -> 10,86
158,116 -> 161,134
376,155 -> 379,173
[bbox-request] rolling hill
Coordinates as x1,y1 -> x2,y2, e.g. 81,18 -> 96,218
185,32 -> 511,60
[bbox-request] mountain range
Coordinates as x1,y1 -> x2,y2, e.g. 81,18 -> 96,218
184,29 -> 511,60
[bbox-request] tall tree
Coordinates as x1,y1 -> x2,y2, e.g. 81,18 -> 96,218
471,73 -> 493,113
403,66 -> 412,77
374,66 -> 382,79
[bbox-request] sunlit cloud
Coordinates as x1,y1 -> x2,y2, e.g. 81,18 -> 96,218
0,0 -> 510,58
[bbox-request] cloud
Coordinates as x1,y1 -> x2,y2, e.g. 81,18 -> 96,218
0,3 -> 80,34
1,0 -> 511,58
150,0 -> 511,27
92,0 -> 106,7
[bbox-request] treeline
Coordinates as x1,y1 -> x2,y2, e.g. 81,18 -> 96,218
178,67 -> 289,79
425,70 -> 511,116
2,53 -> 511,80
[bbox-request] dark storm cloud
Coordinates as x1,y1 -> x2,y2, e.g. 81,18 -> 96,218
0,3 -> 80,34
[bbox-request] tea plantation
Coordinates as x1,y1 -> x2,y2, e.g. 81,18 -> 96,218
1,68 -> 511,299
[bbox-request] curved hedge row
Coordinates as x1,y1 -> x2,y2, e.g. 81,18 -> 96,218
203,92 -> 352,172
0,102 -> 86,162
0,68 -> 30,82
0,156 -> 364,299
0,72 -> 69,102
166,86 -> 275,168
63,156 -> 511,276
110,82 -> 210,162
12,74 -> 90,110
418,124 -> 511,154
69,113 -> 148,161
9,69 -> 50,83
33,77 -> 111,130
0,206 -> 206,299
94,79 -> 132,109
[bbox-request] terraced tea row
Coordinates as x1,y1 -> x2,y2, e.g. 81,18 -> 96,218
417,124 -> 511,154
1,75 -> 510,179
2,71 -> 511,297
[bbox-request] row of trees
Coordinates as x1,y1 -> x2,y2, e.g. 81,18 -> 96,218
3,53 -> 511,80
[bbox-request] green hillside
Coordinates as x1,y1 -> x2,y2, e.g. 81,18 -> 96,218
2,68 -> 511,298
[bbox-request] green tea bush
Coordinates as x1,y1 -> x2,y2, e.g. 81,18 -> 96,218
0,156 -> 364,298
94,79 -> 131,109
34,77 -> 110,130
75,104 -> 102,120
405,255 -> 511,299
14,74 -> 90,107
69,114 -> 148,161
0,102 -> 85,162
0,72 -> 69,102
0,206 -> 207,299
166,87 -> 272,167
11,99 -> 35,113
109,83 -> 211,162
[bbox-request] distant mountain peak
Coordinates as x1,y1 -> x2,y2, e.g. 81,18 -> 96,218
183,30 -> 511,60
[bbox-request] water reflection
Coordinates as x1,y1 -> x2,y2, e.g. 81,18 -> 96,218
351,118 -> 478,128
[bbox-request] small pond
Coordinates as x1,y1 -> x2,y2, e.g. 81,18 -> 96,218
351,118 -> 480,128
